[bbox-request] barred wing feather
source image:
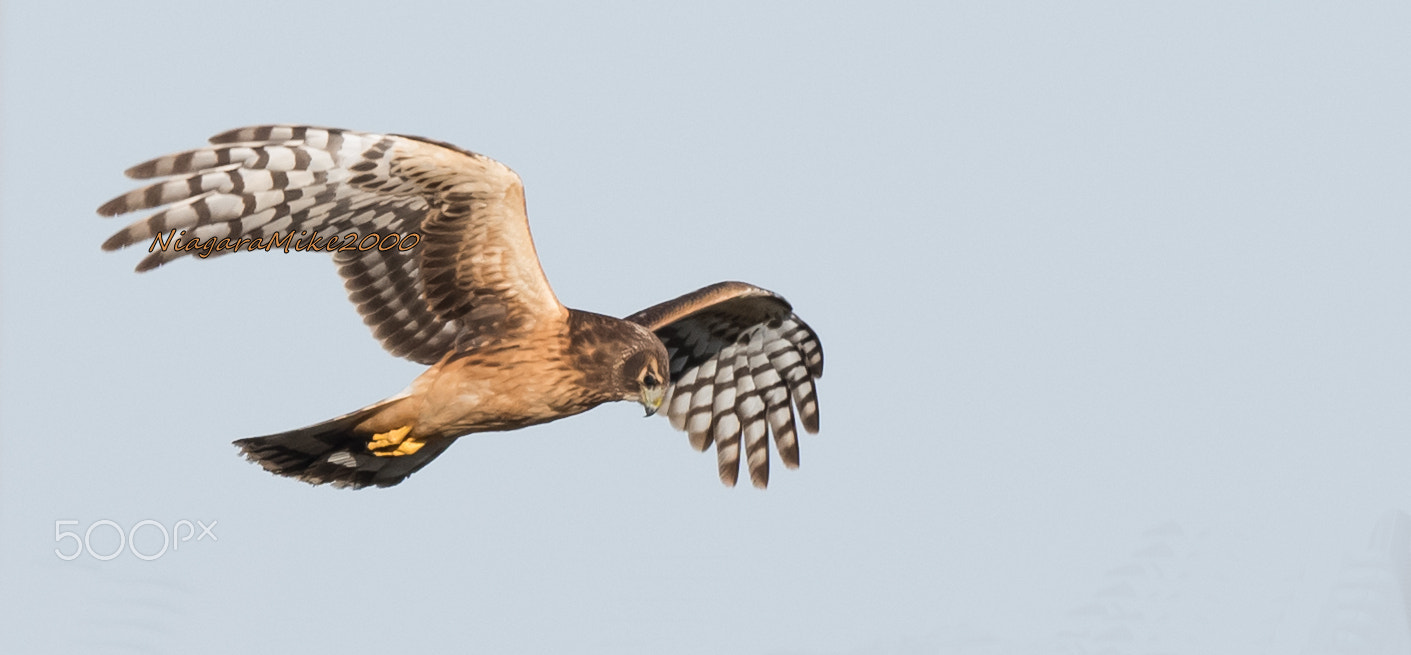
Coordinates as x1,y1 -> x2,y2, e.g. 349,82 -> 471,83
98,125 -> 566,364
626,281 -> 824,488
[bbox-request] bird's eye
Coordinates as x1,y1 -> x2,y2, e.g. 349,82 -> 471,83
644,373 -> 659,387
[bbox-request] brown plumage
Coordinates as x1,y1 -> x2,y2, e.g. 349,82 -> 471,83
98,125 -> 823,489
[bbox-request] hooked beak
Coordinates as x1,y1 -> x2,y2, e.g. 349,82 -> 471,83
640,386 -> 665,417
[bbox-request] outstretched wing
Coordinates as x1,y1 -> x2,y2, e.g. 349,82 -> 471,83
626,281 -> 824,488
98,125 -> 567,364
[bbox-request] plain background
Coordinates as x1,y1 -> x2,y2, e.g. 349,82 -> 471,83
3,2 -> 1411,653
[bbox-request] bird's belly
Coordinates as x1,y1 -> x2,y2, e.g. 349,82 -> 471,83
416,358 -> 592,436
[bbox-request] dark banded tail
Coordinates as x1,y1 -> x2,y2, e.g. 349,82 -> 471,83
233,400 -> 451,489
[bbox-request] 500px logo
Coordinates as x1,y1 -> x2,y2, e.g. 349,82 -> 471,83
54,519 -> 217,561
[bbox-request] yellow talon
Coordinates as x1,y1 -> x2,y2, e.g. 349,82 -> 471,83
367,425 -> 417,456
372,437 -> 426,457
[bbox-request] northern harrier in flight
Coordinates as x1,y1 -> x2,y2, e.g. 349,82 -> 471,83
99,126 -> 823,489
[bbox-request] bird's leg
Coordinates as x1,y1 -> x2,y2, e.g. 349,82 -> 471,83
366,425 -> 425,457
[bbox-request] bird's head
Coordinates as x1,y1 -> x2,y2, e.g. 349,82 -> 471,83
618,328 -> 670,417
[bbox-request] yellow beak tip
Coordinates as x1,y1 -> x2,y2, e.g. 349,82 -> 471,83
641,391 -> 664,417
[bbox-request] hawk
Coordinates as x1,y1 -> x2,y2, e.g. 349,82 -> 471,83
98,125 -> 824,489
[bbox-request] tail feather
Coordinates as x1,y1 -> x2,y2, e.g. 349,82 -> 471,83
233,400 -> 451,489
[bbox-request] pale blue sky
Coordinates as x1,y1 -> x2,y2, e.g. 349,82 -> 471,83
3,2 -> 1411,653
